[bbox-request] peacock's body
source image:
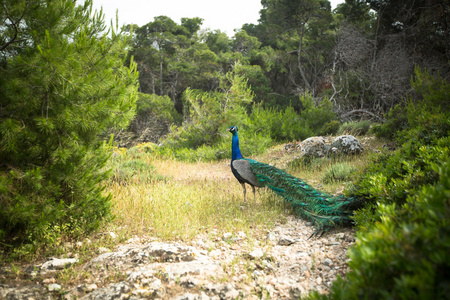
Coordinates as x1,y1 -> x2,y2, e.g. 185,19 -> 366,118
228,125 -> 363,234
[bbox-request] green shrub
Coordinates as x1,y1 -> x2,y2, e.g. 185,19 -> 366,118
108,146 -> 165,184
306,68 -> 450,300
338,120 -> 371,136
371,104 -> 409,140
169,130 -> 272,162
135,93 -> 181,124
322,163 -> 357,183
248,105 -> 313,142
309,160 -> 450,300
161,63 -> 252,152
248,94 -> 338,142
0,1 -> 138,254
321,120 -> 341,136
300,94 -> 339,136
371,67 -> 449,141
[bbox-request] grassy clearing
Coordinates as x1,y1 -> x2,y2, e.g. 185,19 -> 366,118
106,135 -> 384,242
107,154 -> 291,242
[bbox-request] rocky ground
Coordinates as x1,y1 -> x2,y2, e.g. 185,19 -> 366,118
0,217 -> 355,299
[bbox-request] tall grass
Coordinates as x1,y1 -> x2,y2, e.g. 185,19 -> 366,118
106,152 -> 291,241
106,138 -> 380,241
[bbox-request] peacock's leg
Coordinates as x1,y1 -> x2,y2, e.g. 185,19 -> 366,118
251,185 -> 256,201
240,182 -> 247,202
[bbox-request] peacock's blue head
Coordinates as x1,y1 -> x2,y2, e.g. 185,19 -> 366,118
228,126 -> 238,134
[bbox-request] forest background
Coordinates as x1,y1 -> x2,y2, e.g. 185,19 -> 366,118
0,0 -> 449,298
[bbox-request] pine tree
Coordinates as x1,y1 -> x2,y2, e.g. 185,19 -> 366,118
0,0 -> 138,252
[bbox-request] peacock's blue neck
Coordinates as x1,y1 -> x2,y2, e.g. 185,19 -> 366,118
231,132 -> 244,161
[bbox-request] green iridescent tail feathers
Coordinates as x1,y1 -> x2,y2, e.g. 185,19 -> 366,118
245,158 -> 362,236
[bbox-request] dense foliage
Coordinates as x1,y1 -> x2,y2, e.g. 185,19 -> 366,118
125,0 -> 448,140
0,0 -> 138,254
307,69 -> 450,299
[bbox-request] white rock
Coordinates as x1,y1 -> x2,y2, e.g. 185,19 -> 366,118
41,258 -> 78,271
222,232 -> 232,240
266,232 -> 277,241
252,270 -> 262,277
248,249 -> 264,260
278,235 -> 295,246
300,137 -> 327,158
47,283 -> 61,291
323,258 -> 333,266
237,231 -> 246,238
331,135 -> 364,154
98,247 -> 110,253
85,283 -> 98,292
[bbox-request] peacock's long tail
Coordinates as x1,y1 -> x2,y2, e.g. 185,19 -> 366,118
245,158 -> 363,235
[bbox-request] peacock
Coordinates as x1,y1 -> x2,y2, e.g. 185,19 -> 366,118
228,125 -> 364,235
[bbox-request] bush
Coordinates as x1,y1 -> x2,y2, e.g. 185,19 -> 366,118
321,120 -> 341,136
135,93 -> 181,124
370,104 -> 409,140
306,68 -> 450,300
322,163 -> 357,183
248,105 -> 313,141
248,94 -> 338,142
167,129 -> 272,162
156,62 -> 263,161
109,147 -> 165,184
338,120 -> 371,136
371,67 -> 449,141
299,94 -> 339,136
309,160 -> 450,300
0,1 -> 138,254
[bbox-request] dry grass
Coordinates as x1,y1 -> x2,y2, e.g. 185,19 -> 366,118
106,135 -> 382,243
107,155 -> 291,242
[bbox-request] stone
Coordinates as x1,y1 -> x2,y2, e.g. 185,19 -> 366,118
247,249 -> 264,260
41,258 -> 78,272
174,292 -> 210,300
323,258 -> 333,266
278,235 -> 296,246
48,283 -> 62,291
252,270 -> 263,277
180,276 -> 199,288
300,137 -> 328,158
98,247 -> 110,253
331,135 -> 364,155
266,232 -> 277,241
143,242 -> 197,262
237,231 -> 246,239
289,286 -> 303,298
0,285 -> 47,299
222,232 -> 232,240
84,284 -> 98,292
80,281 -> 131,300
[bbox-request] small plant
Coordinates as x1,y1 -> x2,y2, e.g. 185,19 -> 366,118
322,163 -> 357,183
338,120 -> 371,136
320,120 -> 341,136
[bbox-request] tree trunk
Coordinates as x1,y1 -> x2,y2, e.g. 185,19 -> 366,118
297,24 -> 312,91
